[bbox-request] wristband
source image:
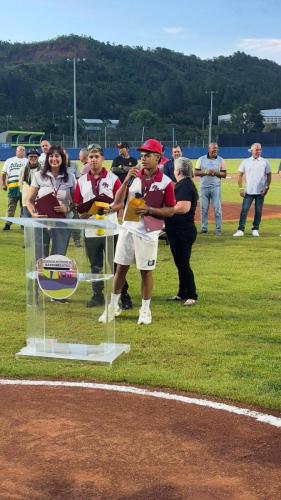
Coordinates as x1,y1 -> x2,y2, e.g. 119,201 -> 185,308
148,207 -> 153,215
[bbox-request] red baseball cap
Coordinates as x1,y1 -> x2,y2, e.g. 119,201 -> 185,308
137,139 -> 163,155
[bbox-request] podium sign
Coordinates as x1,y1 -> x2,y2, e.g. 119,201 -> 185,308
3,217 -> 130,364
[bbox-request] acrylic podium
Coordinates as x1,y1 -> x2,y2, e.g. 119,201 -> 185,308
4,216 -> 130,364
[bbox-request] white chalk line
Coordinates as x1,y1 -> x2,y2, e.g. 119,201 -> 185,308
0,378 -> 280,428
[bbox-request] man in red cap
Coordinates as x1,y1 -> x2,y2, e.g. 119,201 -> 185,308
99,139 -> 176,325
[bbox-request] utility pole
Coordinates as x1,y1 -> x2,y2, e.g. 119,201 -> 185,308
73,57 -> 77,148
67,57 -> 86,148
205,90 -> 218,144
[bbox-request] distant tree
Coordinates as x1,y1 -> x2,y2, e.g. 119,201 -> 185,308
231,104 -> 264,133
128,109 -> 160,127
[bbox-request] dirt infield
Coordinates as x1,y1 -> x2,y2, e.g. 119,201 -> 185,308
0,383 -> 280,499
195,202 -> 281,223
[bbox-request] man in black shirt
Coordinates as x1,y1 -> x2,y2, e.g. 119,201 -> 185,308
111,142 -> 138,183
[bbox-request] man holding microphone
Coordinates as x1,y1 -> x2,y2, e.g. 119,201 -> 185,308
99,139 -> 176,325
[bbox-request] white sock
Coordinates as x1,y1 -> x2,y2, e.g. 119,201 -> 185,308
110,293 -> 120,309
141,299 -> 151,311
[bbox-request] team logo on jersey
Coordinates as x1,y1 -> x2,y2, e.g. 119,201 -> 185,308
147,260 -> 155,266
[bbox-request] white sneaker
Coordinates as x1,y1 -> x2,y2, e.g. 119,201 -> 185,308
233,230 -> 244,237
252,230 -> 259,237
137,308 -> 152,325
98,304 -> 122,323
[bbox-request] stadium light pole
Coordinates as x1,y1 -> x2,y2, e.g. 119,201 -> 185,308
6,114 -> 12,130
67,57 -> 86,148
205,90 -> 218,144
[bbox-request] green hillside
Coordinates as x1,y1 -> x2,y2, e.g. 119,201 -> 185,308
1,35 -> 281,138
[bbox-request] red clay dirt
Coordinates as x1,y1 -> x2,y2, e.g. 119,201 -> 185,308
195,202 -> 281,223
0,384 -> 280,499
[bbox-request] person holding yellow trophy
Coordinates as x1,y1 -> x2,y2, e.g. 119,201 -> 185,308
74,145 -> 132,308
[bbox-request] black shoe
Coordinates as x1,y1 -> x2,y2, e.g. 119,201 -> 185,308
50,298 -> 70,304
87,294 -> 105,307
74,240 -> 82,248
2,224 -> 10,231
120,292 -> 133,310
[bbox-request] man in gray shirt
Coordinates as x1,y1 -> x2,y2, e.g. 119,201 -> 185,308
195,143 -> 226,235
233,143 -> 271,237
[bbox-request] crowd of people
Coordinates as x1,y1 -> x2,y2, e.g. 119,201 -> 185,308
0,139 -> 276,324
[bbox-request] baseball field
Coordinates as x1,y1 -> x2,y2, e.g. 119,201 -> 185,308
0,158 -> 281,412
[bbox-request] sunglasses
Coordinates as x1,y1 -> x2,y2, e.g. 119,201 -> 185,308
87,144 -> 103,152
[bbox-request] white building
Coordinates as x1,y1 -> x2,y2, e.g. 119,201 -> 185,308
218,109 -> 281,128
80,119 -> 119,131
260,109 -> 281,127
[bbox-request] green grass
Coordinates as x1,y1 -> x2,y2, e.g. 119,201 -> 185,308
0,161 -> 281,411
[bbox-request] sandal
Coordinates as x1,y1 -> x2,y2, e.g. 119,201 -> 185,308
183,299 -> 197,306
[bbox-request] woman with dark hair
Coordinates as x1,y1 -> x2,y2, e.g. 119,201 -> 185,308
165,157 -> 198,306
27,145 -> 76,257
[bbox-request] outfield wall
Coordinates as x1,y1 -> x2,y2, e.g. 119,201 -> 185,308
1,146 -> 281,161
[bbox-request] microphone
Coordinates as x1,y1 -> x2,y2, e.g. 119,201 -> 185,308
127,164 -> 141,187
127,176 -> 135,187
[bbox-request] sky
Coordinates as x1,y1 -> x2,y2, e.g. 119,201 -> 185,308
1,0 -> 281,65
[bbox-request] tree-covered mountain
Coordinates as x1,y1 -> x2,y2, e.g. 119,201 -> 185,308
0,34 -> 281,136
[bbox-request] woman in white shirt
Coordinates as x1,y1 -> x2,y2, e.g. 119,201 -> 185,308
27,145 -> 76,257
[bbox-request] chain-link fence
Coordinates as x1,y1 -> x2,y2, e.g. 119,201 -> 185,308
45,126 -> 211,150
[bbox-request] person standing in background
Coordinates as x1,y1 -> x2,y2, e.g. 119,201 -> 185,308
1,145 -> 28,230
39,140 -> 51,168
233,143 -> 271,237
80,148 -> 90,175
163,145 -> 182,182
19,149 -> 41,217
195,143 -> 226,236
64,149 -> 81,247
111,142 -> 138,183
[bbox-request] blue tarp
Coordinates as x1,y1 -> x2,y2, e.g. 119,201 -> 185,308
1,146 -> 281,162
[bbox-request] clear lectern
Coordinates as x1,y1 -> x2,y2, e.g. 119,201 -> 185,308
4,217 -> 130,364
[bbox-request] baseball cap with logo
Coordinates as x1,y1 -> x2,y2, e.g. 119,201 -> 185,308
137,139 -> 163,155
26,148 -> 40,157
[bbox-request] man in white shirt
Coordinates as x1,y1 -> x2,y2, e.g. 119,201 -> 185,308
38,140 -> 51,168
1,145 -> 28,230
233,143 -> 271,237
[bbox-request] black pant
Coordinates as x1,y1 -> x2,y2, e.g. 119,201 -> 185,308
85,235 -> 128,296
167,226 -> 197,300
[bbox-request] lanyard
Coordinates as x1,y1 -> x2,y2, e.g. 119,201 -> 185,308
50,177 -> 62,197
